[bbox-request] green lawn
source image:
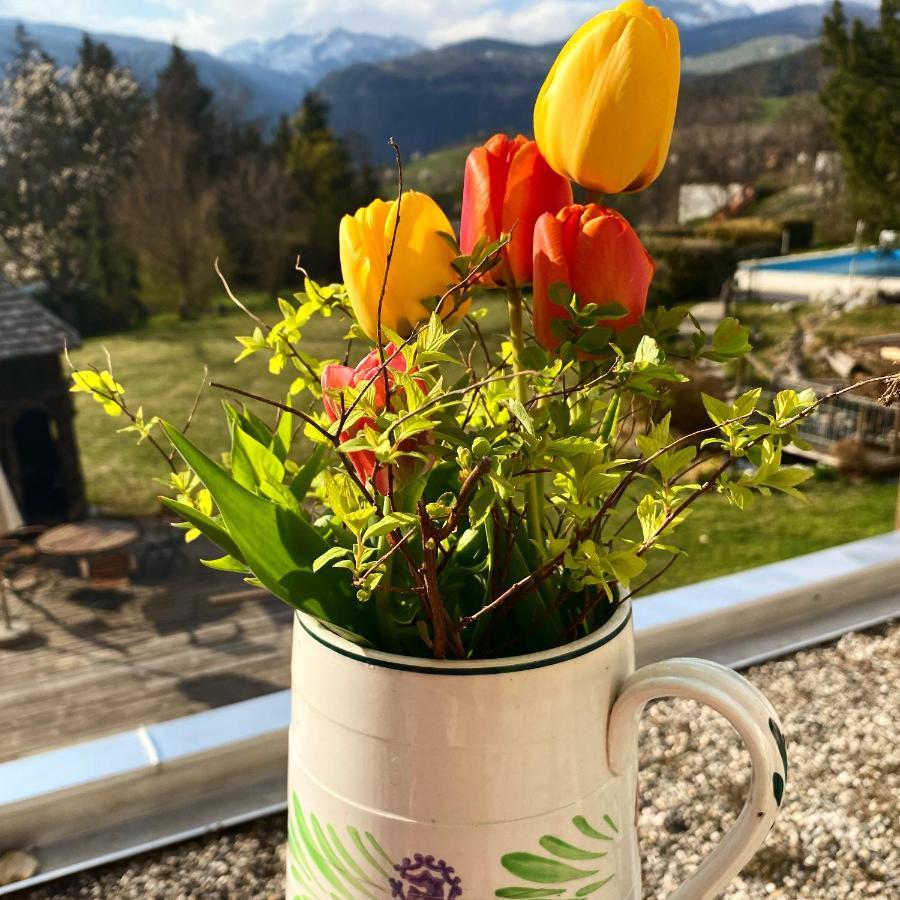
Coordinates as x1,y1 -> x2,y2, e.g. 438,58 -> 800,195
70,296 -> 897,593
643,471 -> 896,592
71,296 -> 310,518
70,290 -> 510,516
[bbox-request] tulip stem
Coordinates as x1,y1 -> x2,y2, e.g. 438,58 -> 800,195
375,495 -> 401,652
506,285 -> 545,555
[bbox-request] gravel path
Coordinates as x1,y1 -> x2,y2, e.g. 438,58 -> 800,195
25,622 -> 898,899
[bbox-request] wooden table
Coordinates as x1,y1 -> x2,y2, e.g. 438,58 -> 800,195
37,519 -> 140,587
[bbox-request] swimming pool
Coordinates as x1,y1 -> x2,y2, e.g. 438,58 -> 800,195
753,249 -> 900,277
735,246 -> 900,300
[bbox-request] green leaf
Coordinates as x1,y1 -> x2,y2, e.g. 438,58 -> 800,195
604,550 -> 647,587
575,875 -> 615,895
290,445 -> 326,504
572,816 -> 614,841
495,890 -> 567,899
506,398 -> 535,436
733,388 -> 762,419
159,497 -> 243,563
701,393 -> 734,426
312,546 -> 352,573
636,495 -> 664,543
633,335 -> 663,366
232,425 -> 286,493
538,835 -> 606,860
762,465 -> 814,496
705,317 -> 751,360
598,394 -> 620,450
500,853 -> 598,884
201,554 -> 249,573
163,422 -> 369,636
363,512 -> 418,542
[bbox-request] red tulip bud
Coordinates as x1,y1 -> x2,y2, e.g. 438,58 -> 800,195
532,204 -> 655,352
321,345 -> 429,496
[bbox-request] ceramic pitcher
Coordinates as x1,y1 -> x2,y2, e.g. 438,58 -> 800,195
286,601 -> 787,899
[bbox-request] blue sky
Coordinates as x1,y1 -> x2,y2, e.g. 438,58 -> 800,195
0,1 -> 809,52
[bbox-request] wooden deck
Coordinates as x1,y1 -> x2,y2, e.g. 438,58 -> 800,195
0,538 -> 293,764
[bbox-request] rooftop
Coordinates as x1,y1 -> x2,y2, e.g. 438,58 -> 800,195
0,280 -> 81,363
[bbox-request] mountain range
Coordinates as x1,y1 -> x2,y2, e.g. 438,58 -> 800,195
220,28 -> 423,83
316,2 -> 878,159
0,2 -> 880,153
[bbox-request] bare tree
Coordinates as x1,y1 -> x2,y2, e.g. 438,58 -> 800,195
116,115 -> 221,318
218,155 -> 298,299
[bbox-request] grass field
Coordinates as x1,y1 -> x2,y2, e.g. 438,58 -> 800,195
70,293 -> 897,594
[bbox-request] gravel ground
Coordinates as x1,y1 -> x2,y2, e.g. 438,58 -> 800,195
24,622 -> 898,900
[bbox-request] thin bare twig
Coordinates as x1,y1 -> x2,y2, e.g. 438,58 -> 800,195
374,138 -> 405,484
355,529 -> 415,585
168,365 -> 208,465
211,381 -> 334,442
435,458 -> 492,541
215,258 -> 318,381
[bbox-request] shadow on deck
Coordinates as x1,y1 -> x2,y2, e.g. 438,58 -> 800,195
0,535 -> 292,764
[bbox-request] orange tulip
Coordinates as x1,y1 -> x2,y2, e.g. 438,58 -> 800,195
532,204 -> 655,351
460,133 -> 573,286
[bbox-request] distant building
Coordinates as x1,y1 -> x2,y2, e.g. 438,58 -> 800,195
678,183 -> 746,224
0,279 -> 86,524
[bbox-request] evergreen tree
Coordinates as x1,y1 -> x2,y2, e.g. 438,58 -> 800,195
278,92 -> 379,275
821,0 -> 900,227
154,45 -> 218,176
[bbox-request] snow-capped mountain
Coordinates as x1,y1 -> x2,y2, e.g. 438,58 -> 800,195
655,0 -> 756,26
221,28 -> 423,83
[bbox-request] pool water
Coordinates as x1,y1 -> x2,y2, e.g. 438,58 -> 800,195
754,249 -> 900,277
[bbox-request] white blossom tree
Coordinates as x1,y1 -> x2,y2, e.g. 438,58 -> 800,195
0,33 -> 145,325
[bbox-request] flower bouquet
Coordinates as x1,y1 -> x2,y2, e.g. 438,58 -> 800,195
71,3 -> 897,897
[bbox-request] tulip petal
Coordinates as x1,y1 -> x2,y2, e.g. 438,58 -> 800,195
534,0 -> 680,195
321,364 -> 356,422
572,207 -> 655,329
533,210 -> 575,351
533,204 -> 654,352
460,146 -> 499,253
340,191 -> 459,341
502,142 -> 573,286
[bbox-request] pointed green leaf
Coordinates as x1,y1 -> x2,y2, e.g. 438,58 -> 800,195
538,835 -> 607,860
495,890 -> 567,898
575,875 -> 615,895
571,817 -> 613,841
163,422 -> 369,636
500,853 -> 598,884
291,445 -> 327,504
201,555 -> 250,573
159,497 -> 244,563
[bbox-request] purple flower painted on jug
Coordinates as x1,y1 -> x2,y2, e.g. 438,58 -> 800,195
390,853 -> 463,899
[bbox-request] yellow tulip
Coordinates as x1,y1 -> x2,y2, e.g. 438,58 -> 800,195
534,0 -> 680,194
339,191 -> 464,342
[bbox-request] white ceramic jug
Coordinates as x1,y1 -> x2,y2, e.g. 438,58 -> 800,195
287,601 -> 787,899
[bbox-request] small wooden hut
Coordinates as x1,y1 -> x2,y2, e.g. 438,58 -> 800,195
0,279 -> 86,524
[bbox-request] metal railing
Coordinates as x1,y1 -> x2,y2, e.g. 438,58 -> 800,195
763,384 -> 900,457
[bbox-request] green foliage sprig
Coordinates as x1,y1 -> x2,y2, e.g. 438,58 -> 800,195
69,272 -> 899,660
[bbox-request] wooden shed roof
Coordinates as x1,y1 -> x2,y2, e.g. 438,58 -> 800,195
0,279 -> 81,362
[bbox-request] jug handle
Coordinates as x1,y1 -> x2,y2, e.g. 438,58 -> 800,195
608,657 -> 787,900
